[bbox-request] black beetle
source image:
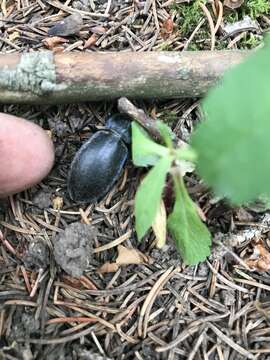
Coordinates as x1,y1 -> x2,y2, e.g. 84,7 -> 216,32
67,114 -> 131,203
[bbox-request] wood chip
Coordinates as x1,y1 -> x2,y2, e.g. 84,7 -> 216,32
43,36 -> 68,49
84,33 -> 97,49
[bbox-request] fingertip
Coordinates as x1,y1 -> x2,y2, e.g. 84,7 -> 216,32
0,113 -> 55,197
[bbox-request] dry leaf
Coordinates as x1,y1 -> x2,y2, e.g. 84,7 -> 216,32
245,239 -> 270,271
62,274 -> 82,289
9,31 -> 19,41
116,245 -> 150,265
195,203 -> 207,222
161,17 -> 174,39
98,245 -> 152,273
152,200 -> 167,248
52,47 -> 65,54
43,36 -> 67,49
150,107 -> 157,119
1,1 -> 14,17
234,207 -> 253,222
52,196 -> 63,210
224,0 -> 244,10
176,159 -> 195,176
90,26 -> 106,34
48,13 -> 83,37
97,262 -> 119,274
84,33 -> 97,49
79,276 -> 98,290
46,130 -> 53,138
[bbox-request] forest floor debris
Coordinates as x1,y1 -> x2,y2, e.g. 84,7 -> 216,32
0,0 -> 270,359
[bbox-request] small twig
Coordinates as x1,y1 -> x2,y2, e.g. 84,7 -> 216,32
156,325 -> 200,352
91,331 -> 106,355
46,317 -> 96,324
188,327 -> 209,360
214,1 -> 223,35
118,97 -> 161,140
93,230 -> 132,253
183,19 -> 205,51
211,0 -> 218,18
199,2 -> 216,51
208,323 -> 255,359
207,261 -> 249,293
104,0 -> 112,14
161,0 -> 175,7
30,268 -> 44,298
152,0 -> 160,32
227,32 -> 247,49
0,229 -> 17,255
0,37 -> 21,51
143,0 -> 152,14
138,266 -> 175,338
20,266 -> 32,294
46,0 -> 109,18
21,324 -> 96,344
79,275 -> 98,290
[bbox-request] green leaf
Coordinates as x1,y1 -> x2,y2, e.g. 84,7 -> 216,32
168,174 -> 211,265
191,37 -> 270,204
132,122 -> 169,167
157,121 -> 174,148
135,156 -> 172,240
175,146 -> 197,163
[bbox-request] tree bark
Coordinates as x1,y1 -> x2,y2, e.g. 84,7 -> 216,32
0,50 -> 250,104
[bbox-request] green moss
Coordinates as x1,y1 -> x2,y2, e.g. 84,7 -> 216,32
245,0 -> 270,18
239,33 -> 264,49
215,40 -> 229,50
162,110 -> 178,124
223,0 -> 270,22
223,10 -> 240,24
159,42 -> 174,51
171,0 -> 268,51
188,43 -> 200,51
172,0 -> 206,36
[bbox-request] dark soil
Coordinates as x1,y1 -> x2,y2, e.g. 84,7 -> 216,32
1,1 -> 270,359
54,222 -> 95,277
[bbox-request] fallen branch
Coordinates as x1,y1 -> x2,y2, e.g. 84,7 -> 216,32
0,50 -> 250,104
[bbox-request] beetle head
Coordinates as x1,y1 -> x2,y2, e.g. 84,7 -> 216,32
106,113 -> 132,144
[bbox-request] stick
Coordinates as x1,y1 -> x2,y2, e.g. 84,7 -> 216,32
118,97 -> 161,140
0,50 -> 250,104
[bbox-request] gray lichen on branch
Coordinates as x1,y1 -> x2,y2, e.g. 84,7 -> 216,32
0,51 -> 65,95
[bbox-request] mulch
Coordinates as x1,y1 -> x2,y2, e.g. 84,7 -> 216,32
1,1 -> 270,359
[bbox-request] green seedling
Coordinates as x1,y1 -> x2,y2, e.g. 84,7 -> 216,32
132,36 -> 270,265
132,121 -> 211,265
